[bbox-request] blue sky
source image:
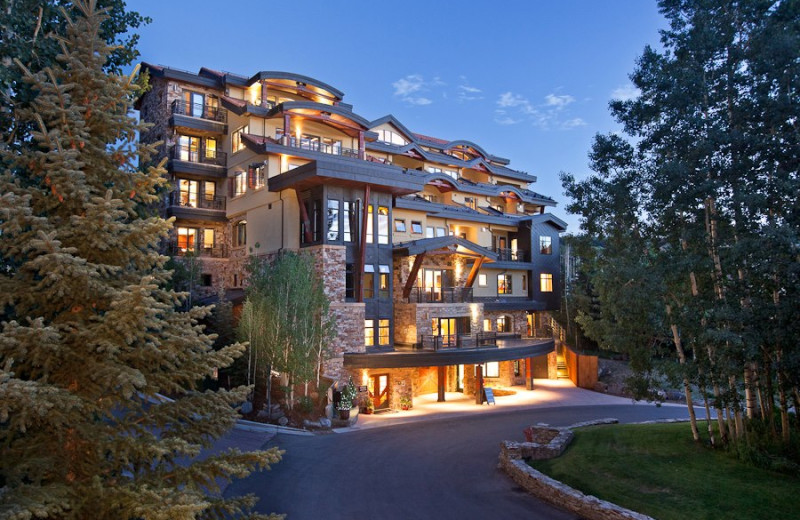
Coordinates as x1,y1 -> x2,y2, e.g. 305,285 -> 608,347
128,0 -> 666,233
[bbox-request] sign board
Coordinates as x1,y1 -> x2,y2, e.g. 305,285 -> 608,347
483,387 -> 496,405
357,385 -> 368,393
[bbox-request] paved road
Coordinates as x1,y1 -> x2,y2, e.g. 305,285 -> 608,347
225,404 -> 693,519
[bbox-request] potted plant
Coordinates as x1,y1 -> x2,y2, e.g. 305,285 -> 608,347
337,378 -> 357,420
361,395 -> 374,415
400,396 -> 412,411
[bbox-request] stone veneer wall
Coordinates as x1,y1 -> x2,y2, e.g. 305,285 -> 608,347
483,309 -> 528,336
392,253 -> 471,303
325,302 -> 365,380
304,245 -> 346,302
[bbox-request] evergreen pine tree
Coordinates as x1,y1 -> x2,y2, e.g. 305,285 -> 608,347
0,2 -> 281,518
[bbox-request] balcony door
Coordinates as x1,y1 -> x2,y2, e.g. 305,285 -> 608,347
420,268 -> 447,301
179,179 -> 199,207
187,91 -> 204,118
178,135 -> 200,162
432,317 -> 457,348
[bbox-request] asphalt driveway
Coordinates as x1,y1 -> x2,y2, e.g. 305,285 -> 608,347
226,403 -> 693,519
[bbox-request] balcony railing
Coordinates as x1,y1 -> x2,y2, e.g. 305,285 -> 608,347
169,191 -> 226,211
170,145 -> 227,167
495,248 -> 528,262
280,135 -> 360,159
171,99 -> 226,123
169,242 -> 228,258
406,287 -> 473,304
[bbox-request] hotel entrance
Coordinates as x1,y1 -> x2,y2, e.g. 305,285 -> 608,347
369,374 -> 390,411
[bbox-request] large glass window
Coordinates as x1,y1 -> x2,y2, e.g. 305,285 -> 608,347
234,220 -> 247,247
496,316 -> 511,333
483,318 -> 492,332
179,179 -> 199,207
234,171 -> 246,196
343,201 -> 356,242
365,320 -> 375,347
485,362 -> 499,378
185,91 -> 205,118
205,137 -> 217,159
178,135 -> 200,162
327,200 -> 340,241
378,265 -> 390,299
176,227 -> 197,252
378,319 -> 390,346
378,206 -> 389,244
363,265 -> 375,299
376,129 -> 408,146
232,125 -> 249,153
498,274 -> 512,295
203,229 -> 215,252
540,236 -> 552,255
540,273 -> 553,292
366,204 -> 374,244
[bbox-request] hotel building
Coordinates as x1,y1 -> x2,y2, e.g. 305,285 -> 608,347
136,64 -> 567,410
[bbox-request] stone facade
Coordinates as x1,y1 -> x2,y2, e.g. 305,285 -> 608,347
304,244 -> 346,302
324,302 -> 365,380
483,309 -> 528,336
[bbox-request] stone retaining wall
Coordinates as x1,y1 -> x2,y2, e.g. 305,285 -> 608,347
498,419 -> 655,520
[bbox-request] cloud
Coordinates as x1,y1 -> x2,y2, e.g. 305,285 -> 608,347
561,118 -> 587,129
457,84 -> 483,102
459,85 -> 482,94
544,93 -> 575,108
392,74 -> 439,106
611,84 -> 639,101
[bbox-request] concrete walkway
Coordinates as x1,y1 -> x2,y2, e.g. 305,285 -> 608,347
347,378 -> 676,432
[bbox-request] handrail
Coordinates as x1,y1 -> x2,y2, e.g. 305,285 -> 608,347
168,242 -> 228,258
170,144 -> 227,166
280,135 -> 359,158
494,247 -> 527,262
168,191 -> 226,211
171,99 -> 227,123
406,286 -> 473,303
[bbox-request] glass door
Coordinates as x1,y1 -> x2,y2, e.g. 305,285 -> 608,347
370,374 -> 390,410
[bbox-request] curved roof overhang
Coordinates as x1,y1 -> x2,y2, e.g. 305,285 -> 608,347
422,173 -> 460,192
344,339 -> 554,369
267,101 -> 372,137
393,236 -> 499,261
239,71 -> 344,100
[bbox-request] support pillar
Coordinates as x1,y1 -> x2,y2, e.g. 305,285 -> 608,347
358,130 -> 365,160
526,357 -> 535,390
283,113 -> 291,145
475,365 -> 484,405
437,366 -> 446,402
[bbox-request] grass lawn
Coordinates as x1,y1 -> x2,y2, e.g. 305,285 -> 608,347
529,422 -> 798,520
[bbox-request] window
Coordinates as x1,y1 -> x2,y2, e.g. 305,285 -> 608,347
411,221 -> 423,234
232,125 -> 249,153
378,319 -> 390,346
365,320 -> 375,347
496,316 -> 511,333
522,274 -> 527,289
343,201 -> 356,243
176,227 -> 197,252
376,129 -> 408,146
378,265 -> 390,299
202,229 -> 215,251
363,265 -> 374,299
178,135 -> 200,162
464,197 -> 476,210
205,137 -> 217,160
254,165 -> 266,189
345,264 -> 355,300
204,181 -> 216,202
540,273 -> 553,292
300,133 -> 320,151
498,274 -> 512,294
426,226 -> 434,238
514,360 -> 521,377
322,137 -> 342,154
327,200 -> 340,241
435,227 -> 446,237
310,199 -> 321,242
540,236 -> 552,255
233,171 -> 246,197
485,362 -> 499,378
483,319 -> 491,332
394,219 -> 406,232
378,206 -> 389,244
201,274 -> 212,287
234,220 -> 247,247
185,91 -> 205,118
366,204 -> 374,244
179,179 -> 199,207
477,273 -> 487,287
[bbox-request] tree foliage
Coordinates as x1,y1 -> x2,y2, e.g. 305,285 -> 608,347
237,252 -> 336,412
0,2 -> 281,517
562,0 -> 800,451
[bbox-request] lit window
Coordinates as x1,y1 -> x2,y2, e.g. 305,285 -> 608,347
365,320 -> 375,346
234,220 -> 247,247
232,125 -> 249,153
394,219 -> 406,232
478,274 -> 487,287
364,265 -> 375,299
205,137 -> 217,160
540,236 -> 552,255
411,221 -> 423,234
540,273 -> 553,292
378,319 -> 390,346
176,227 -> 197,252
254,165 -> 266,189
498,274 -> 512,295
366,204 -> 374,244
378,265 -> 390,299
485,362 -> 499,378
179,179 -> 199,207
233,171 -> 246,196
496,316 -> 510,333
203,229 -> 215,251
378,206 -> 389,244
464,197 -> 476,210
204,181 -> 216,202
483,319 -> 491,332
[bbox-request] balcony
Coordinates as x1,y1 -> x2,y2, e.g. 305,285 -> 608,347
170,144 -> 227,167
494,248 -> 528,262
171,100 -> 227,123
418,331 -> 505,351
168,242 -> 228,258
281,135 -> 360,159
168,191 -> 226,211
406,286 -> 473,304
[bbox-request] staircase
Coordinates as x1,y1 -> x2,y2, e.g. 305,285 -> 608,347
556,356 -> 569,380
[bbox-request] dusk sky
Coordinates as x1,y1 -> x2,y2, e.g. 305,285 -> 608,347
128,0 -> 667,233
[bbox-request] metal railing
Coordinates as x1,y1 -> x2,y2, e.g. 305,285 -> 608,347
169,242 -> 227,258
171,99 -> 227,123
495,248 -> 527,262
168,191 -> 226,211
170,144 -> 227,166
280,135 -> 360,158
406,286 -> 473,303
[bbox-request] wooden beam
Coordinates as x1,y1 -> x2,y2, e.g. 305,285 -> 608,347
296,191 -> 313,244
464,256 -> 485,288
356,186 -> 370,303
358,130 -> 365,160
402,253 -> 426,299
